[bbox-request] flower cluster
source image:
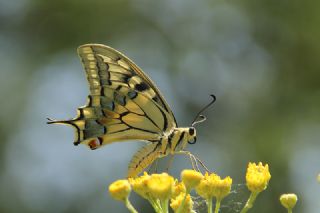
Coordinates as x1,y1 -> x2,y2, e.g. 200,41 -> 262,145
109,169 -> 232,213
108,162 -> 297,213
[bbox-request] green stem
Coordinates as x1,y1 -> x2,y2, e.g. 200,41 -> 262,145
161,199 -> 169,213
240,192 -> 259,213
207,198 -> 213,213
155,200 -> 163,213
147,197 -> 162,213
156,199 -> 163,213
176,190 -> 189,213
288,208 -> 293,213
125,198 -> 138,213
214,199 -> 221,213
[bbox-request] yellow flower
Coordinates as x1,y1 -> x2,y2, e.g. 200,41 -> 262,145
172,180 -> 186,198
109,179 -> 131,201
170,192 -> 193,213
280,193 -> 298,210
181,170 -> 203,191
246,162 -> 271,193
317,173 -> 320,183
196,172 -> 232,201
147,173 -> 175,200
129,172 -> 150,199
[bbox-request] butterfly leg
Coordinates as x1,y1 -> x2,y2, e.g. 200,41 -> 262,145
165,154 -> 175,173
189,153 -> 201,172
148,158 -> 159,174
192,154 -> 210,173
176,151 -> 210,173
175,151 -> 199,172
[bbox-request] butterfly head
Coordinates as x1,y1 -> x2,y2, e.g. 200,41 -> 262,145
187,127 -> 197,144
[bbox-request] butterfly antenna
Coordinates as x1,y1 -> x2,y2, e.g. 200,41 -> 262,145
192,115 -> 207,126
191,94 -> 216,126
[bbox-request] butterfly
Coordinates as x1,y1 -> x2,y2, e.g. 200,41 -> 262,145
48,44 -> 215,177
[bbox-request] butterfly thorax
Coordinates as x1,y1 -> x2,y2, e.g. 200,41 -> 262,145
158,127 -> 197,156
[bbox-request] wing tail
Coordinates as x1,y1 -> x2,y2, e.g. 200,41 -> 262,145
46,106 -> 107,148
47,118 -> 71,125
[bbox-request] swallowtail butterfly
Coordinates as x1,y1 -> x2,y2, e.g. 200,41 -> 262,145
48,44 -> 215,177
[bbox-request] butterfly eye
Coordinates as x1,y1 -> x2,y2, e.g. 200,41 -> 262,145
189,127 -> 195,136
188,136 -> 197,144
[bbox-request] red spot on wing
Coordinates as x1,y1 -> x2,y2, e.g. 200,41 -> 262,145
88,139 -> 99,150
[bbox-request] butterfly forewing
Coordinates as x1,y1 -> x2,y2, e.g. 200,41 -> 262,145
79,44 -> 176,118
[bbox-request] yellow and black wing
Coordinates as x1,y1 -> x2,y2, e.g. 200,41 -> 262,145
48,44 -> 177,150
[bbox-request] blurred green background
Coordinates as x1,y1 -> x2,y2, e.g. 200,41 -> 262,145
0,0 -> 319,212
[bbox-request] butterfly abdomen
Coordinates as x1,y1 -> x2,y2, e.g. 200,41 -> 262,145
128,142 -> 162,177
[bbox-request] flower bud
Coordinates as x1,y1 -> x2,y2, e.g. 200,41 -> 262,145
246,162 -> 271,193
280,193 -> 298,210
